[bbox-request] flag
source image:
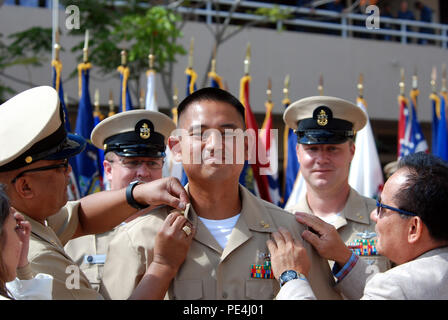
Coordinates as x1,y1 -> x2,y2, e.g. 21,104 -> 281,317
430,92 -> 440,152
74,62 -> 102,196
399,91 -> 429,158
281,98 -> 304,208
185,67 -> 197,96
260,99 -> 281,206
117,65 -> 133,112
145,69 -> 158,111
179,67 -> 198,186
397,95 -> 408,157
208,70 -> 224,89
239,75 -> 271,202
93,109 -> 105,191
348,97 -> 384,199
52,58 -> 80,200
435,92 -> 448,160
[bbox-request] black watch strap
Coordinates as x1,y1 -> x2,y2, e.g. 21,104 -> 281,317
126,181 -> 149,210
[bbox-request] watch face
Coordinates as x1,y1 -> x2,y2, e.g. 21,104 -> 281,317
280,270 -> 298,286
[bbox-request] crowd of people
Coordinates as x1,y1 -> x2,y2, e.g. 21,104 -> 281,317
0,84 -> 447,301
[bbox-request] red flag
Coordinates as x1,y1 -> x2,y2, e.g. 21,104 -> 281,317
239,75 -> 271,202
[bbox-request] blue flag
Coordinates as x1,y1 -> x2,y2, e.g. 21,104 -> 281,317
435,95 -> 448,160
399,95 -> 428,158
118,66 -> 133,112
181,67 -> 199,186
52,59 -> 80,200
282,100 -> 300,207
430,94 -> 439,152
74,64 -> 101,196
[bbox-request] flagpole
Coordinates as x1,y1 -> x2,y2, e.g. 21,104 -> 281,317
51,0 -> 59,64
318,73 -> 324,95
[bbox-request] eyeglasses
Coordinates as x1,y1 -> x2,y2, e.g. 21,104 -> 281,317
11,159 -> 69,184
376,199 -> 417,217
111,158 -> 164,170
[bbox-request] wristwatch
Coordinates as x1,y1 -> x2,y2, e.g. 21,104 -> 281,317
279,270 -> 306,287
126,180 -> 149,210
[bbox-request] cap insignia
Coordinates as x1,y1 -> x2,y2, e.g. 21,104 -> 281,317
139,123 -> 151,140
317,109 -> 328,126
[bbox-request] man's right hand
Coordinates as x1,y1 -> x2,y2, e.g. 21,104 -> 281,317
295,211 -> 352,266
133,177 -> 189,211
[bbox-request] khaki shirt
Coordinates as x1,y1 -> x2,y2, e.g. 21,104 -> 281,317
23,201 -> 103,300
64,229 -> 119,293
287,188 -> 391,274
102,185 -> 342,300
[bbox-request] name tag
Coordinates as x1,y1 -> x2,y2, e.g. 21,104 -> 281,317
83,254 -> 106,265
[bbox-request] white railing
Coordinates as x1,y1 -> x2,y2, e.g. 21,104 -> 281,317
172,0 -> 448,48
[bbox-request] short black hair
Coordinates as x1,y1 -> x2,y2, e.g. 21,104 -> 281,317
177,87 -> 246,125
396,152 -> 448,242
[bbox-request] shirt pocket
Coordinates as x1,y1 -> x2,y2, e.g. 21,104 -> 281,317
173,279 -> 203,300
245,279 -> 276,300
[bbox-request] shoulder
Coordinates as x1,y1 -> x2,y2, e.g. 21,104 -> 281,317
110,206 -> 170,248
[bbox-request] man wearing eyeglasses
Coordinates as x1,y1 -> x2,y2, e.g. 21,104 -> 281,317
65,109 -> 176,295
270,152 -> 448,299
282,96 -> 391,288
0,87 -> 192,299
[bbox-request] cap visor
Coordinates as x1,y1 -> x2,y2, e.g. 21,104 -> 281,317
44,134 -> 86,160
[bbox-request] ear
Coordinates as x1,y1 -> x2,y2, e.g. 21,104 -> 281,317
408,216 -> 424,244
349,140 -> 355,161
168,136 -> 183,162
14,178 -> 34,199
103,160 -> 113,183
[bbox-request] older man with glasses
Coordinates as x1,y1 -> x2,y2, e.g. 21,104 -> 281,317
268,152 -> 448,300
65,109 -> 176,296
0,87 -> 192,299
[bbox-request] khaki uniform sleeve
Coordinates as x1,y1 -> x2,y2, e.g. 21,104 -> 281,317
47,201 -> 81,246
101,227 -> 148,300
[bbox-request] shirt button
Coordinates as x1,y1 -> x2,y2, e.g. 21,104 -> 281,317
222,292 -> 228,299
87,255 -> 93,263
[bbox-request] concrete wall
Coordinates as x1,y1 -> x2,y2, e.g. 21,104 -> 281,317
1,4 -> 447,123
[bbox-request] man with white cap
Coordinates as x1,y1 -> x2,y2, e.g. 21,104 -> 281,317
281,96 -> 390,293
0,86 -> 193,299
65,110 -> 176,294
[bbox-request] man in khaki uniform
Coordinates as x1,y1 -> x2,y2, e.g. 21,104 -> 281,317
270,152 -> 448,300
283,96 -> 390,276
64,110 -> 175,293
0,86 -> 192,299
102,87 -> 342,300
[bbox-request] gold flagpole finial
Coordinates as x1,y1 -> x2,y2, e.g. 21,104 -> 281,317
188,37 -> 194,69
357,73 -> 364,98
399,68 -> 405,96
108,90 -> 115,115
244,43 -> 251,75
442,64 -> 447,93
283,74 -> 290,101
54,30 -> 61,61
121,50 -> 127,66
412,66 -> 418,90
318,73 -> 324,95
148,49 -> 155,70
83,29 -> 89,63
431,66 -> 437,93
266,77 -> 272,102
